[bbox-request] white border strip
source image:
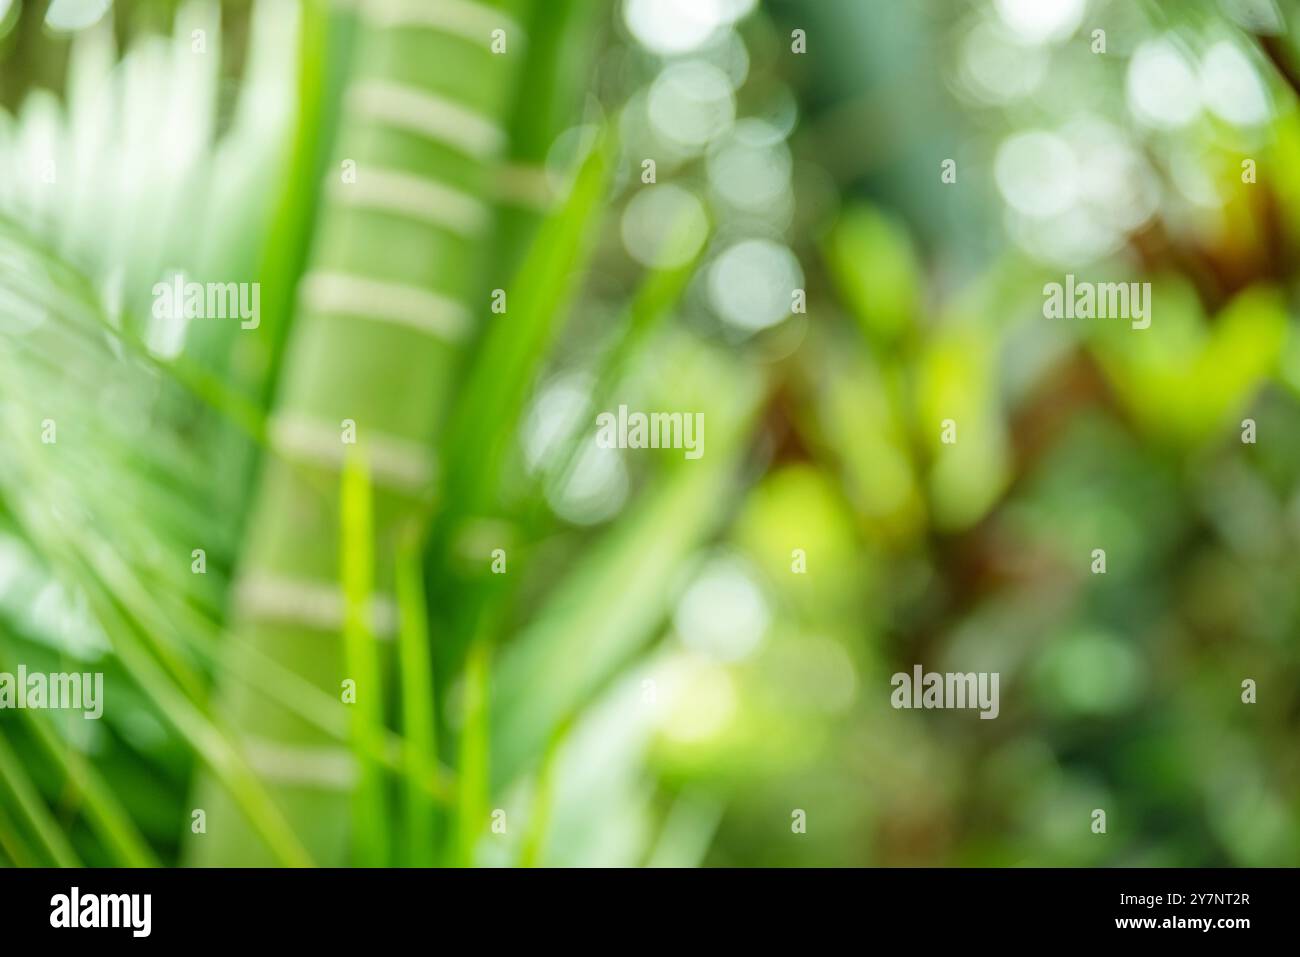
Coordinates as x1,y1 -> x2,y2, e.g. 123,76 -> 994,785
234,574 -> 400,638
332,167 -> 490,237
299,271 -> 471,343
364,0 -> 523,44
242,734 -> 358,790
267,413 -> 437,493
349,80 -> 505,159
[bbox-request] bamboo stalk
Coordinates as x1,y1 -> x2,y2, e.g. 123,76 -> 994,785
190,0 -> 532,867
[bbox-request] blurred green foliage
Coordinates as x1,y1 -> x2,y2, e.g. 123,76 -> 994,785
0,0 -> 1297,868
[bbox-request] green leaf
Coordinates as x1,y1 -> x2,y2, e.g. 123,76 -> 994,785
395,536 -> 438,866
341,449 -> 389,867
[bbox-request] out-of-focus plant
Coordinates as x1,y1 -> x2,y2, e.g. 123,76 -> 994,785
0,0 -> 1297,869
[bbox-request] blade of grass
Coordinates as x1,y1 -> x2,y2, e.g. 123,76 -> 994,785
0,728 -> 80,867
0,799 -> 41,867
250,0 -> 360,407
492,357 -> 765,784
455,638 -> 491,867
341,448 -> 389,867
97,569 -> 458,808
107,619 -> 315,868
518,718 -> 569,867
544,216 -> 708,501
493,0 -> 602,268
440,127 -> 616,517
396,536 -> 438,866
4,524 -> 314,866
18,699 -> 160,867
645,794 -> 724,868
171,616 -> 458,806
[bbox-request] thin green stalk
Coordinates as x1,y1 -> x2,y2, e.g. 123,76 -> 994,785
518,720 -> 568,868
545,221 -> 707,504
0,799 -> 41,867
491,359 -> 766,783
440,129 -> 615,518
455,639 -> 491,867
19,706 -> 159,867
645,795 -> 724,868
13,526 -> 314,868
0,729 -> 80,867
341,449 -> 389,867
396,539 -> 438,866
0,649 -> 155,868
